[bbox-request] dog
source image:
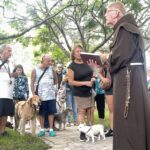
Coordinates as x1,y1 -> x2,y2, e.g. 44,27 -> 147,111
78,123 -> 105,143
54,108 -> 72,130
56,84 -> 66,113
14,95 -> 41,135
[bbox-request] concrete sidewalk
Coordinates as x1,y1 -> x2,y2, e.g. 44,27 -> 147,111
39,126 -> 113,150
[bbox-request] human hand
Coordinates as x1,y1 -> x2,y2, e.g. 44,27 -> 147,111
100,53 -> 109,64
102,78 -> 111,83
91,77 -> 96,82
87,59 -> 100,68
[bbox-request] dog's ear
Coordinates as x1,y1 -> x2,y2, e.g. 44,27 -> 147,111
27,97 -> 32,106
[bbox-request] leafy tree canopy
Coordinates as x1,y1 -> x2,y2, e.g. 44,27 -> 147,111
0,0 -> 150,63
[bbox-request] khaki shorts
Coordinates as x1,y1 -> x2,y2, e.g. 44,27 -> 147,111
74,96 -> 95,109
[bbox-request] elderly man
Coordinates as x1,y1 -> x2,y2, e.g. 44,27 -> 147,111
0,44 -> 16,136
105,2 -> 150,150
31,55 -> 58,137
56,63 -> 64,89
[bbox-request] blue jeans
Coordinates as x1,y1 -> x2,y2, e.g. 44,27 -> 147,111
66,90 -> 77,123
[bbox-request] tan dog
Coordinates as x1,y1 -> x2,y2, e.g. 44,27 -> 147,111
14,95 -> 41,135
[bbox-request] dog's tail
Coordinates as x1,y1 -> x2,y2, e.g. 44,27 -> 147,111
14,103 -> 20,130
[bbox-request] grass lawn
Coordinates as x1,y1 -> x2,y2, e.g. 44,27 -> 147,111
0,128 -> 49,150
0,106 -> 110,150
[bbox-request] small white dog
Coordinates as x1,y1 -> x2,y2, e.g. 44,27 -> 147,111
78,123 -> 105,143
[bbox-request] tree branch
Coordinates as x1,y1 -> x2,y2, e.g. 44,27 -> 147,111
0,4 -> 78,41
0,5 -> 15,19
92,32 -> 114,52
52,19 -> 72,51
47,24 -> 70,57
139,17 -> 150,28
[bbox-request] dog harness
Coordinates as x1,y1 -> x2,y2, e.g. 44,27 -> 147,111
86,126 -> 92,134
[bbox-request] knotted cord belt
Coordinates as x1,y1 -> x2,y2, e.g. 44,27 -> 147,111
124,62 -> 144,119
124,67 -> 131,119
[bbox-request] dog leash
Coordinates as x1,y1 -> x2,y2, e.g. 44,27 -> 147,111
86,126 -> 92,134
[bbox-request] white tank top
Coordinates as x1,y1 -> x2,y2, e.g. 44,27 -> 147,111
0,60 -> 14,99
35,66 -> 56,101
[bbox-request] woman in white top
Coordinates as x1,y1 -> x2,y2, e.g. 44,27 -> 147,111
0,44 -> 16,136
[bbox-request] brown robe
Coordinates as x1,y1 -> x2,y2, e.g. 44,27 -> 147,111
109,14 -> 150,150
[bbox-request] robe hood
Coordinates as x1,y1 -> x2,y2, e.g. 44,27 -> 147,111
110,14 -> 144,50
114,14 -> 138,31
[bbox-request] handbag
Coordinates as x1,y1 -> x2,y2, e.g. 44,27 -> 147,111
99,67 -> 111,90
35,67 -> 48,95
91,89 -> 96,99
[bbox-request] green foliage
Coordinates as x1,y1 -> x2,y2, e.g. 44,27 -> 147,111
32,27 -> 50,46
32,44 -> 69,65
16,37 -> 32,47
0,129 -> 49,150
3,0 -> 15,9
50,45 -> 70,65
31,26 -> 69,65
0,30 -> 13,45
0,0 -> 149,60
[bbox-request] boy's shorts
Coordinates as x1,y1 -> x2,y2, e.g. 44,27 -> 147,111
39,99 -> 57,116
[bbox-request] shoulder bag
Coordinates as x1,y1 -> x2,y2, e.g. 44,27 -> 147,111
35,67 -> 48,95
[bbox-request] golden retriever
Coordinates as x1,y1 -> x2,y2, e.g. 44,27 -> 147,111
14,95 -> 41,135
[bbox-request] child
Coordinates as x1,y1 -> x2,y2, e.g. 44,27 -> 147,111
13,64 -> 29,102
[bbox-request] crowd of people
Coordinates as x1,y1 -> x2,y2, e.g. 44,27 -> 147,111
0,2 -> 150,150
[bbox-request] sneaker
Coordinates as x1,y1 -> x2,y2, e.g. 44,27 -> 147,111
0,131 -> 9,137
6,121 -> 13,129
66,123 -> 71,127
105,129 -> 113,137
74,122 -> 78,126
49,130 -> 56,137
38,131 -> 45,137
80,132 -> 87,142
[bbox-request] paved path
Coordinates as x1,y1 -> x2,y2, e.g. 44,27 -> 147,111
39,126 -> 113,150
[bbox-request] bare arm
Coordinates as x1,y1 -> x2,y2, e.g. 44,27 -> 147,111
67,68 -> 93,87
98,67 -> 110,82
30,69 -> 36,95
